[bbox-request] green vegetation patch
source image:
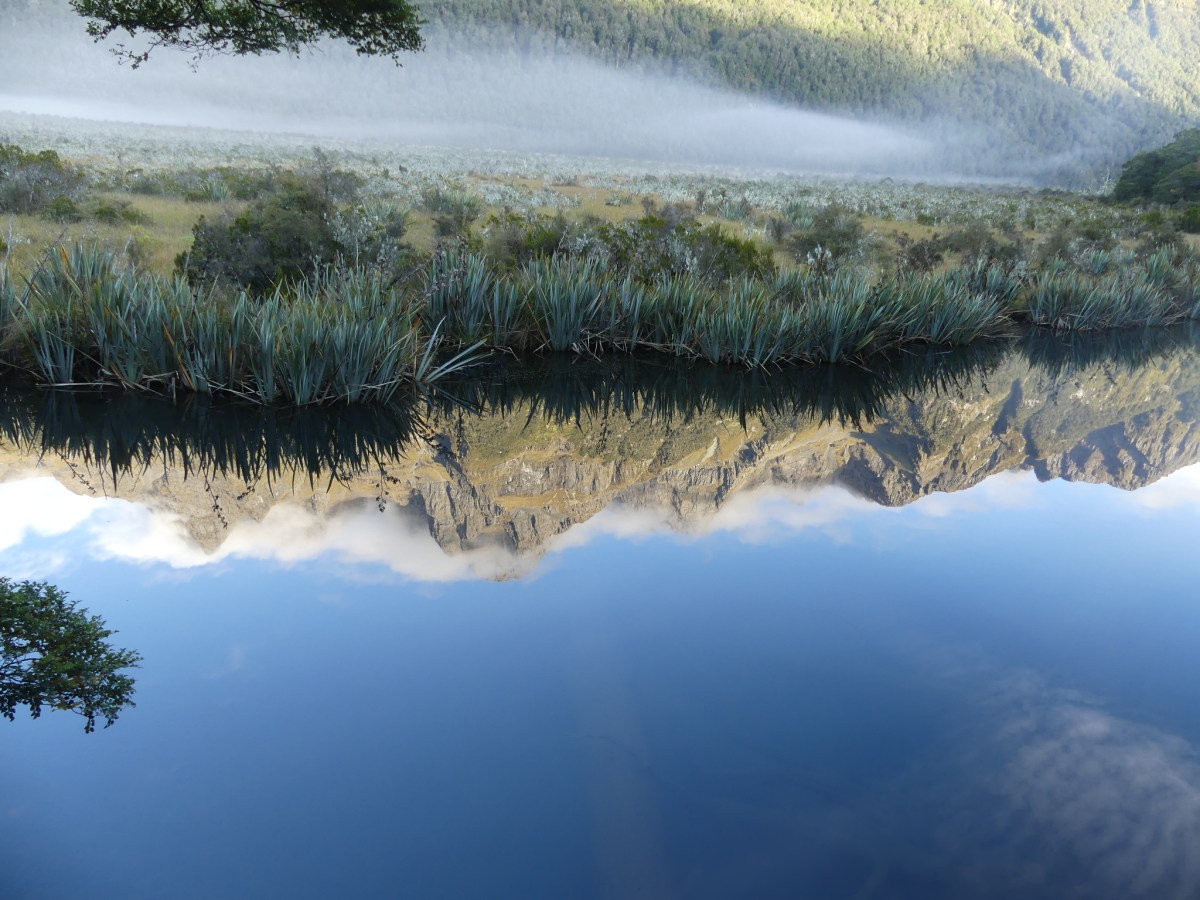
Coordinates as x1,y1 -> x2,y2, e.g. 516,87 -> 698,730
0,143 -> 85,217
1113,129 -> 1200,206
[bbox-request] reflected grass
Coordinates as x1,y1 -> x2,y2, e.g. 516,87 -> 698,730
0,384 -> 425,488
2,327 -> 1198,487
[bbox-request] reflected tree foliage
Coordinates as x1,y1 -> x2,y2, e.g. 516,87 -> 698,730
0,578 -> 141,733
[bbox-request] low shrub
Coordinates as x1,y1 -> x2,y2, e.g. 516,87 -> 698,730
597,213 -> 775,284
1181,207 -> 1200,235
482,210 -> 571,269
789,204 -> 865,263
894,233 -> 945,273
0,144 -> 86,216
422,186 -> 483,239
91,198 -> 148,225
178,174 -> 341,295
332,201 -> 414,276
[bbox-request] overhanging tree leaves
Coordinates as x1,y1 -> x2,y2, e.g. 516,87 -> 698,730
1,578 -> 141,733
70,0 -> 424,67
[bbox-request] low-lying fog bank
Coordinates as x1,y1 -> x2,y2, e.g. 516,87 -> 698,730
0,17 -> 1109,186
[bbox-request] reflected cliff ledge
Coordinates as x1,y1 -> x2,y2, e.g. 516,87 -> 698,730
1,327 -> 1199,573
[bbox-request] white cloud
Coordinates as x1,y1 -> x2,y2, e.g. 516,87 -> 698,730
1125,462 -> 1200,511
209,500 -> 527,582
0,465 -> 1080,584
972,684 -> 1200,897
913,469 -> 1042,518
0,476 -> 102,554
880,641 -> 1200,896
703,485 -> 883,541
85,501 -> 211,569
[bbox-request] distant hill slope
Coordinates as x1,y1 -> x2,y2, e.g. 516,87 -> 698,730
423,0 -> 1200,179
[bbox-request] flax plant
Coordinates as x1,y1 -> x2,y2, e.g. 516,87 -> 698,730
525,258 -> 605,352
3,238 -> 1198,403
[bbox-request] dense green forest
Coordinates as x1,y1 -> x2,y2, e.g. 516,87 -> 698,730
420,0 -> 1200,177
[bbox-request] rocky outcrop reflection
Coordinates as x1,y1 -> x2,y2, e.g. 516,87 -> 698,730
1,328 -> 1199,571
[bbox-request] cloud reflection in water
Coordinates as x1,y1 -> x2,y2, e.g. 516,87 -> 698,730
5,462 -> 1198,585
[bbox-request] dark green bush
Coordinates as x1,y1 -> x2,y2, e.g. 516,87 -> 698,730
91,198 -> 149,225
302,149 -> 362,205
483,210 -> 570,268
178,174 -> 341,294
332,202 -> 415,276
597,213 -> 775,283
46,194 -> 82,222
788,204 -> 865,262
895,233 -> 945,273
1180,206 -> 1200,235
422,187 -> 482,239
943,221 -> 995,257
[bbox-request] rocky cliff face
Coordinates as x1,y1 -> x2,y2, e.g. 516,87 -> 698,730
3,345 -> 1199,570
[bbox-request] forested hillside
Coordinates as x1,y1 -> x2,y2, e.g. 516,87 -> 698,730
422,0 -> 1200,177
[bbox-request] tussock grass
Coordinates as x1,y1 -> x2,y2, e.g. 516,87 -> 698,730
1026,256 -> 1185,330
420,253 -> 1015,366
1,241 -> 1198,405
1,245 -> 478,405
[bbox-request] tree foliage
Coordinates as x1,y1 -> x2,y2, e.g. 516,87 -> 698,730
1113,129 -> 1200,206
1,578 -> 141,733
70,0 -> 424,66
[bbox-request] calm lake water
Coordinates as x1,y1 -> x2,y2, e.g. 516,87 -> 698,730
3,333 -> 1200,899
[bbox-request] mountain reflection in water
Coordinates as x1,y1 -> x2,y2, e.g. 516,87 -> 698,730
1,328 -> 1198,579
5,329 -> 1200,900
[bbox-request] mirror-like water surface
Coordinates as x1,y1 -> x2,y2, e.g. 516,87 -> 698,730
3,334 -> 1200,899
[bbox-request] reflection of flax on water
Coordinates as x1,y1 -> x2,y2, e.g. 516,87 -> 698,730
375,464 -> 401,512
376,465 -> 387,512
436,342 -> 1014,432
0,385 -> 426,489
203,475 -> 228,529
1,326 -> 1199,563
58,453 -> 97,496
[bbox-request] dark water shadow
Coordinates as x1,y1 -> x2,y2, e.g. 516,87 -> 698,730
0,385 -> 426,488
1019,323 -> 1200,378
2,328 -> 1198,485
434,341 -> 1013,432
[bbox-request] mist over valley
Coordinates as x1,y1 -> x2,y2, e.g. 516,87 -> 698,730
6,1 -> 1198,186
